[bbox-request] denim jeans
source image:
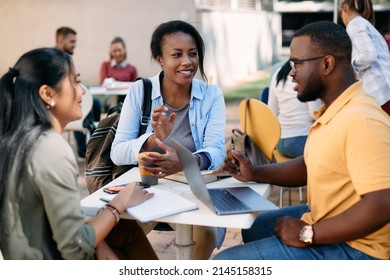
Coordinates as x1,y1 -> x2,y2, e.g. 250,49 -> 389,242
277,136 -> 307,158
213,205 -> 378,260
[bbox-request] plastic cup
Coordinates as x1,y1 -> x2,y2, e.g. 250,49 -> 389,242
137,152 -> 159,186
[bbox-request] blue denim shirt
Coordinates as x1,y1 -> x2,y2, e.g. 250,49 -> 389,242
111,72 -> 226,170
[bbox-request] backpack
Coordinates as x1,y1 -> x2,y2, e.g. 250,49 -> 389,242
85,77 -> 152,194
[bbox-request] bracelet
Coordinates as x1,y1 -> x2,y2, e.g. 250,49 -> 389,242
103,204 -> 121,225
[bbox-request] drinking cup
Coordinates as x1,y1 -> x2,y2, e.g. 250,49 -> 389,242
137,152 -> 159,186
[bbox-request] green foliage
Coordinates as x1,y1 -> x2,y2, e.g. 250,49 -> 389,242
223,77 -> 269,103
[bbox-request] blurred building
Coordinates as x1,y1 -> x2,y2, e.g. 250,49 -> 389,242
1,0 -> 389,88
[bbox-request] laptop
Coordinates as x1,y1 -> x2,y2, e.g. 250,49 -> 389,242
172,140 -> 278,215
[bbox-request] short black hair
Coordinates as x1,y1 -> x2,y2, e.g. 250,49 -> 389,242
293,21 -> 352,63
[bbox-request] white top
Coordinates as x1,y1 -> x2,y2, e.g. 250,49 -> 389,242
268,69 -> 322,139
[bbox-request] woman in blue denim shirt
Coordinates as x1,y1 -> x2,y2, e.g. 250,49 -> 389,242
111,20 -> 226,259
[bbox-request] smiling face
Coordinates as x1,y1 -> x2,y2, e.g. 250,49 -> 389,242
289,36 -> 325,102
157,31 -> 199,86
50,70 -> 85,129
110,42 -> 126,64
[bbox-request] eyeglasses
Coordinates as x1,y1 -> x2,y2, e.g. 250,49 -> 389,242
289,56 -> 326,73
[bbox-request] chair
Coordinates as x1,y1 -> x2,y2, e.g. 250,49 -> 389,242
238,98 -> 280,161
64,85 -> 93,149
238,98 -> 305,207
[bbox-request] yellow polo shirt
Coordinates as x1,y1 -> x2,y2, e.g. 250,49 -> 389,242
302,81 -> 390,259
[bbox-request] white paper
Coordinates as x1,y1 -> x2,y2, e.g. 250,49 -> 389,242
100,187 -> 198,222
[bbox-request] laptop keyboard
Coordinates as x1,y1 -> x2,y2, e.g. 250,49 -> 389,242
209,189 -> 251,212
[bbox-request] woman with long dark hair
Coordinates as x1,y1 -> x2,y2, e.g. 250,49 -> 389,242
0,48 -> 156,259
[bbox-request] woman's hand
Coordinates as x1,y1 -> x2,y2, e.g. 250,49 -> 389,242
151,105 -> 176,141
138,139 -> 182,177
110,182 -> 154,213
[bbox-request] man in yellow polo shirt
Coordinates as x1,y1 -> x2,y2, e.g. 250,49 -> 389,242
213,21 -> 390,260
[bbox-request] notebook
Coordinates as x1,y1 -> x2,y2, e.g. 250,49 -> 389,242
100,187 -> 198,222
172,140 -> 278,215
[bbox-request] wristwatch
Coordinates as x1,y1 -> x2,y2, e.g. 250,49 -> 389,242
299,224 -> 314,244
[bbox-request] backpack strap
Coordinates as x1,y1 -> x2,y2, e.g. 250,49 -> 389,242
106,102 -> 123,116
136,77 -> 152,137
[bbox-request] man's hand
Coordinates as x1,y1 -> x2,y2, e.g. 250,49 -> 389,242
275,216 -> 309,248
213,150 -> 255,182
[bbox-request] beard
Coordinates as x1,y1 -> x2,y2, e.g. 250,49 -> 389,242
64,47 -> 74,55
297,72 -> 324,102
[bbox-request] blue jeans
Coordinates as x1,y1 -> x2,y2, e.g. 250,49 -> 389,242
277,136 -> 307,158
213,205 -> 378,260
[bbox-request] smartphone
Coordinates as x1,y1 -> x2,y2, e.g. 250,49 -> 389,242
102,182 -> 150,194
103,186 -> 125,194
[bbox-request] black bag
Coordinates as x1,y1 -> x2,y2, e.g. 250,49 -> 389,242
85,77 -> 152,193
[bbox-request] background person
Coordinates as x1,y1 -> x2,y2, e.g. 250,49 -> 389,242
99,36 -> 138,104
0,47 -> 157,259
56,26 -> 102,158
213,21 -> 390,260
340,0 -> 390,115
268,60 -> 321,158
111,20 -> 226,259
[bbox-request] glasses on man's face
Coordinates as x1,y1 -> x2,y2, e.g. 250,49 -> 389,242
289,56 -> 326,73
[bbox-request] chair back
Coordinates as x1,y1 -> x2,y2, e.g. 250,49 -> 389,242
238,98 -> 281,160
64,85 -> 93,132
273,149 -> 292,163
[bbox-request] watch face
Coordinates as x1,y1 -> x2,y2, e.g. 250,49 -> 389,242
299,225 -> 313,243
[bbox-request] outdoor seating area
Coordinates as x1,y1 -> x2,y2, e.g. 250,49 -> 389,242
69,85 -> 307,259
2,1 -> 390,264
